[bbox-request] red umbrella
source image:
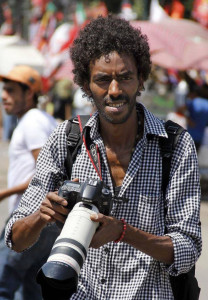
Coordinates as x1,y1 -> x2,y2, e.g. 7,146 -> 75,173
131,18 -> 208,70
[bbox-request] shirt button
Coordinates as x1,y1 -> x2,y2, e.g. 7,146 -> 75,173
101,279 -> 106,284
104,247 -> 110,254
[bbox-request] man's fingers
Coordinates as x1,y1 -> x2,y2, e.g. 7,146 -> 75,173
40,208 -> 67,224
40,202 -> 69,223
39,191 -> 70,224
42,197 -> 69,215
47,192 -> 68,206
90,213 -> 104,222
72,178 -> 79,182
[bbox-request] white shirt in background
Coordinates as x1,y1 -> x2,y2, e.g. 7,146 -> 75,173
8,108 -> 57,213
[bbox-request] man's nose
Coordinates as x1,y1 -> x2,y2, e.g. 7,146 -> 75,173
108,79 -> 122,98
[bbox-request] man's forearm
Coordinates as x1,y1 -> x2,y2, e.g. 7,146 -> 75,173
11,210 -> 47,252
0,179 -> 32,201
123,224 -> 174,265
90,214 -> 174,265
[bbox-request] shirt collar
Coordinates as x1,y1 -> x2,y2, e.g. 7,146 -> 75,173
83,103 -> 168,140
140,103 -> 168,139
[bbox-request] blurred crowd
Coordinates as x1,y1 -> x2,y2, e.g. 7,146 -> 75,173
1,65 -> 208,160
147,67 -> 208,154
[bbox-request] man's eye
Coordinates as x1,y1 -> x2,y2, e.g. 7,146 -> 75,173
99,78 -> 110,81
96,78 -> 110,83
6,88 -> 13,93
120,76 -> 131,81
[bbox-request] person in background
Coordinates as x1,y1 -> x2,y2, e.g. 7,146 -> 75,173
72,87 -> 94,117
51,78 -> 74,121
186,83 -> 208,152
0,65 -> 59,300
166,71 -> 188,129
0,83 -> 17,141
5,16 -> 201,299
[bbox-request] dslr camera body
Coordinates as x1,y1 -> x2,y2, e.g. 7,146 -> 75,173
59,178 -> 113,215
37,178 -> 113,300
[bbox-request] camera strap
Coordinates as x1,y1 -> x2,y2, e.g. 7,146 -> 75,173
77,115 -> 102,181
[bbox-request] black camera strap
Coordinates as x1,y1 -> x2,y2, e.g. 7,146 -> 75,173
64,116 -> 87,180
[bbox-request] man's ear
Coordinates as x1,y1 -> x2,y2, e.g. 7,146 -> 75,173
136,79 -> 144,97
83,82 -> 92,98
138,78 -> 144,91
25,88 -> 35,106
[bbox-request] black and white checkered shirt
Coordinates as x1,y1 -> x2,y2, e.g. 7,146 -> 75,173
5,103 -> 202,299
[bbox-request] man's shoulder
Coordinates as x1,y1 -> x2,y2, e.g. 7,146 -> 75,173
18,110 -> 67,143
46,119 -> 69,140
194,97 -> 208,109
23,108 -> 57,127
139,103 -> 167,138
22,108 -> 44,123
25,108 -> 54,120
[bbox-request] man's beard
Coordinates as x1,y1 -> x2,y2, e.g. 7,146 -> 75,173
95,94 -> 136,124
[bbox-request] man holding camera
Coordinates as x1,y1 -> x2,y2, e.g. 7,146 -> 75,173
5,16 -> 201,299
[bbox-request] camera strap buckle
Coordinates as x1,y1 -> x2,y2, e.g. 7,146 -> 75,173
67,132 -> 80,147
72,117 -> 80,125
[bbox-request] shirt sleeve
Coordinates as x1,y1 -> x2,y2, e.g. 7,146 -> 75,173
5,121 -> 68,249
161,131 -> 202,275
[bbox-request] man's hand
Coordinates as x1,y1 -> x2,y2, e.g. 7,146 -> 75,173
90,214 -> 123,248
39,191 -> 69,225
39,178 -> 79,225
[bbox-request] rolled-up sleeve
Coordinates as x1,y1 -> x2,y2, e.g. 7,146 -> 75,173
162,131 -> 202,275
5,121 -> 68,249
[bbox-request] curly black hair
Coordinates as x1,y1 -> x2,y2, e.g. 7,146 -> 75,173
70,15 -> 152,89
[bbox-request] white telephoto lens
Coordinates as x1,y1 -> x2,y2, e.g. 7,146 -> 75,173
47,202 -> 99,274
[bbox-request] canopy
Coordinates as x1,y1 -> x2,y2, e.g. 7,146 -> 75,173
131,18 -> 208,71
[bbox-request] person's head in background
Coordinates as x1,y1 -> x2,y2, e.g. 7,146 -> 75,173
0,65 -> 42,118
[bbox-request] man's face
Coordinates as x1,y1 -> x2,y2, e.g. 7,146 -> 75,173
2,81 -> 31,118
87,51 -> 141,124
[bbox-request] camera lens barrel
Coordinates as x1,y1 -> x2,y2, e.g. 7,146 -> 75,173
49,203 -> 99,273
37,202 -> 99,299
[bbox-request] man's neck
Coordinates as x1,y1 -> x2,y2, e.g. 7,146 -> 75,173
99,110 -> 139,151
17,106 -> 36,119
98,108 -> 143,187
